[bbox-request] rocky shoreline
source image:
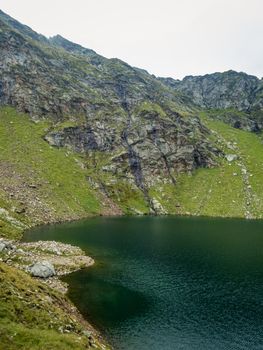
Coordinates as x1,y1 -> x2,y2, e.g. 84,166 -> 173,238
0,237 -> 94,294
0,235 -> 110,349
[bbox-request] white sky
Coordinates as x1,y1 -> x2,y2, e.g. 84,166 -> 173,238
0,0 -> 262,79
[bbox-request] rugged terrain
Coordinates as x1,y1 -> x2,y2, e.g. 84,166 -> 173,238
1,8 -> 263,350
160,71 -> 263,131
0,9 -> 222,226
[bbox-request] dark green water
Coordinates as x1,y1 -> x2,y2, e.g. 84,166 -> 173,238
23,216 -> 263,349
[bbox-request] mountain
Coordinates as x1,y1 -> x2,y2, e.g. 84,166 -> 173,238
1,9 -> 263,239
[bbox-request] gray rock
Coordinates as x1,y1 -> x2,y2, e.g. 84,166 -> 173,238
29,261 -> 56,278
226,154 -> 238,162
0,242 -> 6,252
160,71 -> 262,112
159,71 -> 263,132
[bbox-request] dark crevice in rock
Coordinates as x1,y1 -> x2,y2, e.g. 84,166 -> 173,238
160,153 -> 177,185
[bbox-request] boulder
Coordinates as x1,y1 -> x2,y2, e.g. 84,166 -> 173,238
225,154 -> 238,162
0,242 -> 6,252
0,241 -> 15,252
29,261 -> 56,278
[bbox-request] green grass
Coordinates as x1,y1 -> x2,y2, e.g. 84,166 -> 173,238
0,262 -> 109,350
135,101 -> 166,118
0,107 -> 101,239
149,112 -> 263,218
104,180 -> 149,215
202,113 -> 263,218
205,107 -> 249,119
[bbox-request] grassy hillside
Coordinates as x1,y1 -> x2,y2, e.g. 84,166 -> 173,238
0,262 -> 109,350
0,107 -> 103,239
149,112 -> 263,218
0,107 -> 156,240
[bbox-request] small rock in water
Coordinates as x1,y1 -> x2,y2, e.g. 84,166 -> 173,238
29,261 -> 56,278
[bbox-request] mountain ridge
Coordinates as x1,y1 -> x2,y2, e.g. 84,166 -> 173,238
1,8 -> 263,226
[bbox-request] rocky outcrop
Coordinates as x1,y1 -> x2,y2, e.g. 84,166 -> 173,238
159,71 -> 263,131
45,108 -> 220,201
159,71 -> 263,111
0,238 -> 95,293
0,239 -> 110,349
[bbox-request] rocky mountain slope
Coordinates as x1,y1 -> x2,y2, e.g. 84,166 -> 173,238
160,71 -> 263,131
0,9 -> 221,228
0,9 -> 263,231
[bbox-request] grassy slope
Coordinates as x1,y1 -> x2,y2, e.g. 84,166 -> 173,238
0,262 -> 108,350
0,107 -> 152,239
0,109 -> 114,349
150,112 -> 263,218
0,107 -> 102,239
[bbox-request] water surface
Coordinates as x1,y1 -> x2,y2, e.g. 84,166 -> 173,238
24,216 -> 263,349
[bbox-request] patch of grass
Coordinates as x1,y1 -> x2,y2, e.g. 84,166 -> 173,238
202,113 -> 263,218
51,119 -> 85,131
135,101 -> 166,118
173,165 -> 245,217
0,107 -> 101,238
149,163 -> 245,218
0,262 -> 109,350
106,180 -> 149,215
84,151 -> 149,214
205,108 -> 249,119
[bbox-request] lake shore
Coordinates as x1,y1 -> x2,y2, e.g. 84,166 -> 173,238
0,235 -> 111,350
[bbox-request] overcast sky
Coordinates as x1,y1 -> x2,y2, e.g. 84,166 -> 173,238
1,0 -> 262,79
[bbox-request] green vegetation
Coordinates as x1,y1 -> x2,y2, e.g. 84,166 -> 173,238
205,107 -> 249,119
150,112 -> 263,218
0,262 -> 108,350
0,107 -> 101,239
135,101 -> 166,119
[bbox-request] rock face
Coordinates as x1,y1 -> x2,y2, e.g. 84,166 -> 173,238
159,71 -> 263,131
29,261 -> 56,278
159,71 -> 263,111
45,114 -> 219,187
0,9 -> 192,120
